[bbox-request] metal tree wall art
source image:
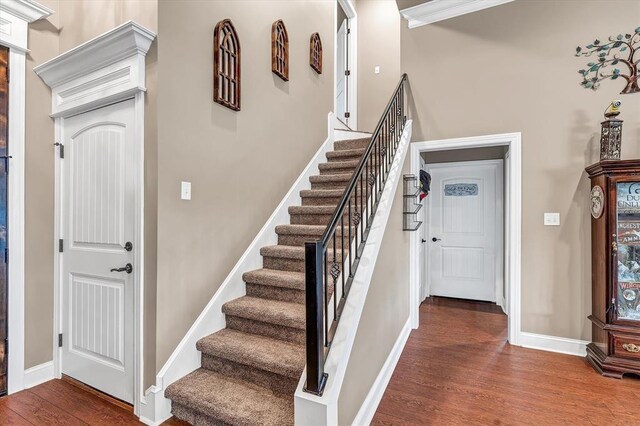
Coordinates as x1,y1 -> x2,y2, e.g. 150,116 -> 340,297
575,27 -> 640,94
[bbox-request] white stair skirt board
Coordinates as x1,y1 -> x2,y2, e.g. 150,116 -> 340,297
23,361 -> 55,390
139,113 -> 372,425
352,319 -> 411,426
294,121 -> 413,426
519,332 -> 589,357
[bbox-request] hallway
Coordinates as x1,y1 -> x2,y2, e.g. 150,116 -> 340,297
372,297 -> 640,425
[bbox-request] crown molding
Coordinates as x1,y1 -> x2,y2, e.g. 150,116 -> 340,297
34,20 -> 155,89
0,0 -> 52,23
400,0 -> 514,29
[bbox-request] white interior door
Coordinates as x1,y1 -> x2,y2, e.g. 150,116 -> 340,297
426,160 -> 502,302
61,99 -> 135,403
336,18 -> 348,124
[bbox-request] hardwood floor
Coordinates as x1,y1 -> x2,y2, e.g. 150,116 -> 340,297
0,378 -> 187,425
372,297 -> 640,425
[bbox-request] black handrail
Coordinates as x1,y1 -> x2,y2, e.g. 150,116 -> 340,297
304,74 -> 408,395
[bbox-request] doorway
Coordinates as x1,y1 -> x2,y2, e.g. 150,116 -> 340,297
0,45 -> 8,397
425,159 -> 504,305
335,0 -> 357,129
59,99 -> 136,403
409,133 -> 522,345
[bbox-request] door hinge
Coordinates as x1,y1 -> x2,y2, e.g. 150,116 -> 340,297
54,142 -> 64,159
59,239 -> 64,253
344,112 -> 351,118
5,66 -> 8,83
4,248 -> 7,264
58,333 -> 63,348
347,28 -> 351,35
345,70 -> 351,76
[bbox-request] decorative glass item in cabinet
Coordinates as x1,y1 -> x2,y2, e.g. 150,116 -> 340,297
616,181 -> 640,322
403,174 -> 422,231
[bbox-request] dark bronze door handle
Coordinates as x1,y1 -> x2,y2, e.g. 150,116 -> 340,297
111,263 -> 133,274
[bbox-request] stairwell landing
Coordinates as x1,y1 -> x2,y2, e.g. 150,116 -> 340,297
164,136 -> 370,425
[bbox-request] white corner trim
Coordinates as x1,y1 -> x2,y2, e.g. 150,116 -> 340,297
0,0 -> 52,24
139,113 -> 347,425
23,361 -> 55,390
400,0 -> 514,28
519,332 -> 588,357
410,132 -> 522,341
1,3 -> 50,395
294,121 -> 413,426
352,319 -> 411,426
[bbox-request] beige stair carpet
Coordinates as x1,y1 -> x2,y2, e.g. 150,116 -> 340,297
165,137 -> 369,426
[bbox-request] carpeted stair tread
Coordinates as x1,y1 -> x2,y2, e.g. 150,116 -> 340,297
196,329 -> 304,379
326,147 -> 365,161
300,189 -> 346,201
276,224 -> 353,236
289,205 -> 342,215
165,369 -> 293,426
222,296 -> 305,330
260,244 -> 344,260
243,268 -> 304,290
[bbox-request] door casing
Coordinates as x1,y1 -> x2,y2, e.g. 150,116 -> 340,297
409,133 -> 522,346
334,0 -> 358,130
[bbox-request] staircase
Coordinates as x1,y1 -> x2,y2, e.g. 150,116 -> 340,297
164,136 -> 370,425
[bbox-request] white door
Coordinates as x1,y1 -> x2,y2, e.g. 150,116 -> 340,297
336,18 -> 348,125
426,161 -> 502,302
61,100 -> 136,403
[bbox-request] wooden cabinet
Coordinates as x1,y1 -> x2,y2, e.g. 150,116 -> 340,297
586,160 -> 640,378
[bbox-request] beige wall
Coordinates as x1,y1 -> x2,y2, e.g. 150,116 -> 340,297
155,0 -> 334,370
356,0 -> 402,131
402,0 -> 640,340
24,1 -> 158,384
337,155 -> 410,424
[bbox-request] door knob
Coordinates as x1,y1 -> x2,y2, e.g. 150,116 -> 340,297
432,237 -> 442,242
110,263 -> 133,274
124,241 -> 133,252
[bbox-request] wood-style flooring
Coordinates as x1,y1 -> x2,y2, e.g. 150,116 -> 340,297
0,377 -> 186,425
372,297 -> 640,425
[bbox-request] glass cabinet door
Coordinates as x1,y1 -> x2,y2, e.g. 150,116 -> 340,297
616,181 -> 640,322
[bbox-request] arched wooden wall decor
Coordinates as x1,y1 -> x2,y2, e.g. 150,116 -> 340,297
310,32 -> 323,74
271,20 -> 289,81
213,19 -> 241,111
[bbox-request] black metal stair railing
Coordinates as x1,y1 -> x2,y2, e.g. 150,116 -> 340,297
304,74 -> 408,395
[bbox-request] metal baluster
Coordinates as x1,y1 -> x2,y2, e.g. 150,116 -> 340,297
341,214 -> 345,296
348,198 -> 353,277
332,233 -> 338,322
324,249 -> 328,346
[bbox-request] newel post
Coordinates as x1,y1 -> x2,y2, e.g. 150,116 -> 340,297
304,241 -> 327,395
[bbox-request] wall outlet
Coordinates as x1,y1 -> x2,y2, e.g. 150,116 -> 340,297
181,181 -> 192,200
374,66 -> 380,74
543,212 -> 560,226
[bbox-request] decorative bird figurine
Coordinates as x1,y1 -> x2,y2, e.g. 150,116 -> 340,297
604,100 -> 622,119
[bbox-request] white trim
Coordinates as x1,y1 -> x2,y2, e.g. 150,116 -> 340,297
400,0 -> 514,29
0,0 -> 50,396
334,0 -> 358,130
519,332 -> 588,357
294,121 -> 413,426
351,319 -> 411,426
34,21 -> 155,416
138,113 -> 364,424
410,133 -> 521,343
23,361 -> 54,389
423,159 -> 504,306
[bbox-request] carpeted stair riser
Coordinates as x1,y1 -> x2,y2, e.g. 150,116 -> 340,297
225,316 -> 305,345
318,160 -> 359,175
326,147 -> 365,162
245,283 -> 304,304
201,354 -> 299,397
300,190 -> 358,207
170,403 -> 228,426
310,174 -> 366,190
288,206 -> 353,226
334,137 -> 370,151
277,233 -> 350,249
262,252 -> 344,273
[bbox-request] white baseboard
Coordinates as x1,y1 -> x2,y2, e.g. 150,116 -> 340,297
518,332 -> 588,357
23,361 -> 55,389
352,319 -> 411,426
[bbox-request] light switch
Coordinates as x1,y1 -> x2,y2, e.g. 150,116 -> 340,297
181,181 -> 192,200
544,213 -> 560,226
374,66 -> 380,74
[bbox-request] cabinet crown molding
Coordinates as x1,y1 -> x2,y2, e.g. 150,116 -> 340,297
0,0 -> 52,23
34,20 -> 155,89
